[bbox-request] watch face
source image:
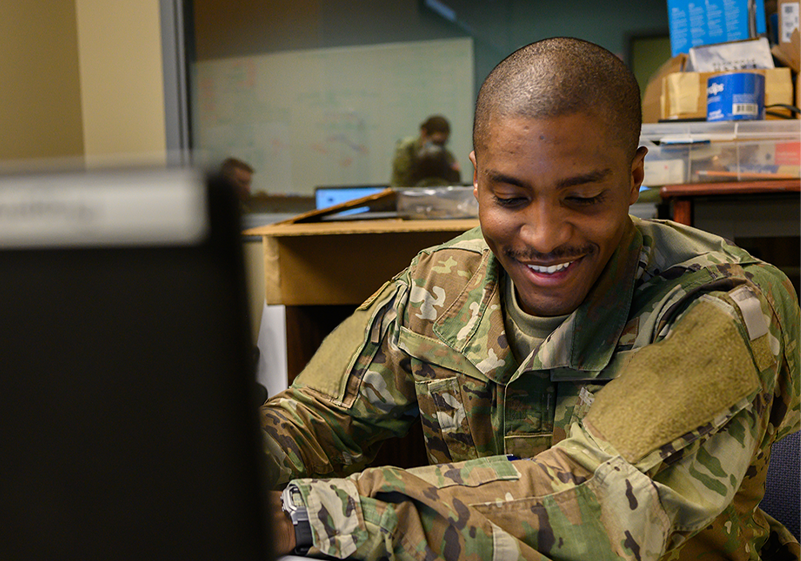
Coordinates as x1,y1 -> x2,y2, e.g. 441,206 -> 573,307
282,485 -> 312,554
290,488 -> 303,508
282,484 -> 306,516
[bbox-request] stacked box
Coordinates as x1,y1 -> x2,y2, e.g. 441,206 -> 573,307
668,0 -> 767,56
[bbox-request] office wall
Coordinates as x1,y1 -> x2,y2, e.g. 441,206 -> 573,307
0,0 -> 167,164
192,0 -> 671,98
194,38 -> 475,194
190,0 -> 671,195
75,0 -> 167,166
0,1 -> 84,160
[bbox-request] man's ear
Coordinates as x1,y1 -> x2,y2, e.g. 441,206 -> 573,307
629,146 -> 648,205
469,151 -> 478,200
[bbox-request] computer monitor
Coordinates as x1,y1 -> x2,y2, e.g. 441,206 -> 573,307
0,168 -> 273,560
314,184 -> 385,216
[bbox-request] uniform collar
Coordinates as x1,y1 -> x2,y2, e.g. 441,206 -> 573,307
529,220 -> 642,378
433,220 -> 642,384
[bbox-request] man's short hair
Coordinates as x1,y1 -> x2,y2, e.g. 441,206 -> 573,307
421,115 -> 451,135
473,37 -> 642,159
220,157 -> 254,176
411,143 -> 459,185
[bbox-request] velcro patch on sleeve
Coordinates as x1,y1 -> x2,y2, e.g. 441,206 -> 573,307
729,286 -> 769,341
584,299 -> 760,464
295,282 -> 397,406
727,285 -> 777,372
295,309 -> 372,403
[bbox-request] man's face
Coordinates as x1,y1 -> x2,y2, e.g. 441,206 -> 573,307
231,167 -> 253,198
423,130 -> 449,146
471,113 -> 646,317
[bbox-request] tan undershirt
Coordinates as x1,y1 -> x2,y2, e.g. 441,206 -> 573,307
502,273 -> 568,362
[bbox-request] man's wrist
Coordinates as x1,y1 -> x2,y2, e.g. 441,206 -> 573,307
281,483 -> 313,555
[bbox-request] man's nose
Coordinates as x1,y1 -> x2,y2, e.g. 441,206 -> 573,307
517,202 -> 571,256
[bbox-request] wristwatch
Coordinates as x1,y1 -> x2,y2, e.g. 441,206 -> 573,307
281,483 -> 312,555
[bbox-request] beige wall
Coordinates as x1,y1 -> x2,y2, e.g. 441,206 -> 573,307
0,1 -> 85,160
75,0 -> 166,166
0,0 -> 166,164
3,1 -> 265,340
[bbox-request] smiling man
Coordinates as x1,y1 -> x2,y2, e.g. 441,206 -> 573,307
472,111 -> 645,317
262,38 -> 800,560
470,41 -> 647,319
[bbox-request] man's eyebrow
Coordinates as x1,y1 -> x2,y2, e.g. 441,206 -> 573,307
485,170 -> 528,188
556,169 -> 612,189
485,168 -> 612,190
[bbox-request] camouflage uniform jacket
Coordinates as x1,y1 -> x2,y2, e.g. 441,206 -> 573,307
261,217 -> 800,560
390,136 -> 458,187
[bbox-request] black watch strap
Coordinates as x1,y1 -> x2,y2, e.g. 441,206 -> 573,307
293,519 -> 313,555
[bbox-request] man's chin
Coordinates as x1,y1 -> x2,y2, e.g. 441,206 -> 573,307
516,290 -> 583,317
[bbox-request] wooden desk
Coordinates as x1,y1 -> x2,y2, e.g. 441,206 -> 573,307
245,218 -> 479,468
660,179 -> 801,226
248,217 -> 479,379
246,218 -> 478,306
660,179 -> 800,294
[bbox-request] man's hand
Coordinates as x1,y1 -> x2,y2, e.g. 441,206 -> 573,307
268,489 -> 297,556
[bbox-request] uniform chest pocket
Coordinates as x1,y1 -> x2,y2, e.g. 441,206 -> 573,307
414,376 -> 478,464
556,382 -> 609,431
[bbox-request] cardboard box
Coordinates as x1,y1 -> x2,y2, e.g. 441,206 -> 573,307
661,67 -> 794,120
667,0 -> 766,56
643,54 -> 688,123
779,0 -> 800,44
771,30 -> 801,72
243,219 -> 478,305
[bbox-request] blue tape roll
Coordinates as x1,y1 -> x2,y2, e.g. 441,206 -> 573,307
707,73 -> 766,122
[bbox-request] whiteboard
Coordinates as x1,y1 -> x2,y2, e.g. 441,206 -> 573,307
192,38 -> 474,195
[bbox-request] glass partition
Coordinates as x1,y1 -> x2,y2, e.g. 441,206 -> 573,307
187,0 -> 671,211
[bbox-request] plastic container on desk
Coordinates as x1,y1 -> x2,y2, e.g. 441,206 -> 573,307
640,120 -> 800,186
396,185 -> 478,219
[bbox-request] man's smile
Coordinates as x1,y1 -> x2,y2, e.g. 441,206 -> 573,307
517,257 -> 584,287
526,260 -> 574,274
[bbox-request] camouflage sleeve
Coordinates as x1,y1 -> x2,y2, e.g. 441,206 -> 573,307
288,282 -> 799,560
260,276 -> 419,488
390,139 -> 416,187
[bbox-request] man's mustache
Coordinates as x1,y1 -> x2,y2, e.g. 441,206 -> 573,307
504,244 -> 595,262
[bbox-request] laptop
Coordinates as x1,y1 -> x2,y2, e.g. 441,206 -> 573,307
0,168 -> 274,560
314,185 -> 395,219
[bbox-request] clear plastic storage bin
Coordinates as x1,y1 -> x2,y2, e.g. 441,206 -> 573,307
641,120 -> 800,186
396,186 -> 478,219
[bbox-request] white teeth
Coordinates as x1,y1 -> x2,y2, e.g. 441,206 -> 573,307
527,261 -> 572,274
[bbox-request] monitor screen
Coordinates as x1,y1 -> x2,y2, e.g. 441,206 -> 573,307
314,185 -> 385,216
0,168 -> 273,560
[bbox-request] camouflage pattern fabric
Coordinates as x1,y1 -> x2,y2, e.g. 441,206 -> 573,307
390,136 -> 458,187
261,217 -> 800,560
